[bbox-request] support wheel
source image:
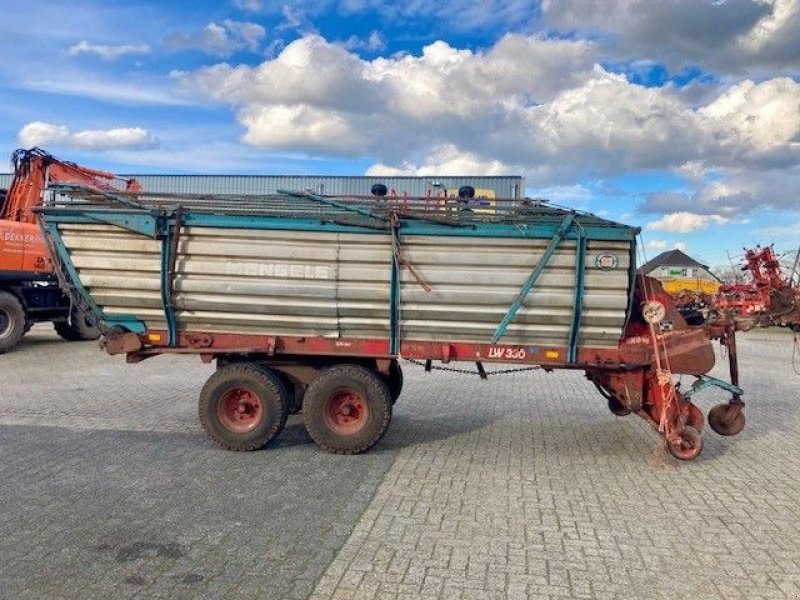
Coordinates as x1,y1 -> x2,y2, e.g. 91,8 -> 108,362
54,307 -> 100,341
668,426 -> 703,461
199,363 -> 288,451
0,291 -> 25,354
708,404 -> 746,437
303,365 -> 392,455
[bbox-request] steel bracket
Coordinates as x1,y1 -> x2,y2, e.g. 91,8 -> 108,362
684,376 -> 744,399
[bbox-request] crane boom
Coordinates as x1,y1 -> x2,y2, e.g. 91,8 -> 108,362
0,147 -> 140,223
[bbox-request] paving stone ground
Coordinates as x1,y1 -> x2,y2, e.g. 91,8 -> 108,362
310,330 -> 800,600
0,327 -> 400,600
1,326 -> 800,599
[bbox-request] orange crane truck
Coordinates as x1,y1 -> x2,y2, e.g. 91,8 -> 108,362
0,147 -> 140,353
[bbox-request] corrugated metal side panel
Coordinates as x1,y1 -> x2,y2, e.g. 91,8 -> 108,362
398,236 -> 631,348
57,221 -> 629,349
59,223 -> 393,338
117,175 -> 523,198
579,241 -> 632,346
174,227 -> 392,338
0,173 -> 11,188
58,224 -> 166,328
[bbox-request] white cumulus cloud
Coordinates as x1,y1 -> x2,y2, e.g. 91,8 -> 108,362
699,77 -> 800,161
541,0 -> 800,73
173,33 -> 800,192
18,121 -> 158,150
366,144 -> 515,176
646,212 -> 729,233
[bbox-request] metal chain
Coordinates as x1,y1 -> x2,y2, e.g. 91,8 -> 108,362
403,358 -> 541,376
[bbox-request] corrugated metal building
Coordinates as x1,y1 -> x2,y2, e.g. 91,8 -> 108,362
0,173 -> 524,198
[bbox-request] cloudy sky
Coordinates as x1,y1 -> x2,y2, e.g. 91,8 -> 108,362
0,0 -> 798,267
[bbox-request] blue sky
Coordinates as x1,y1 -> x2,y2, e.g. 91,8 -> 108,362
0,0 -> 798,269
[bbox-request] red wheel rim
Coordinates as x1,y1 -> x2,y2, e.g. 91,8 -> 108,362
672,439 -> 696,460
324,390 -> 369,436
217,387 -> 263,434
670,429 -> 701,460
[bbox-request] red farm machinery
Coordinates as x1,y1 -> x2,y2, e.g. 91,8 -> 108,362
36,183 -> 751,460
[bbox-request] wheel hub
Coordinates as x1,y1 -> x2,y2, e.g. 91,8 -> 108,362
218,387 -> 263,433
325,391 -> 369,436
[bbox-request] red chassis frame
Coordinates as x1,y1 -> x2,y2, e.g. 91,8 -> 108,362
102,304 -> 742,461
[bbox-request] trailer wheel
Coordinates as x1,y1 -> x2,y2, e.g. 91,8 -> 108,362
54,308 -> 100,341
668,426 -> 703,461
0,291 -> 25,354
708,404 -> 746,436
199,363 -> 288,451
303,365 -> 392,455
384,361 -> 403,405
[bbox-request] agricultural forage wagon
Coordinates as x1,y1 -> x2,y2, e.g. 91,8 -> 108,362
37,186 -> 747,460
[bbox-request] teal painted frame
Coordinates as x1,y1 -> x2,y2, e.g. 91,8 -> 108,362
160,235 -> 178,346
567,233 -> 587,363
41,209 -> 636,242
684,376 -> 744,398
40,205 -> 636,345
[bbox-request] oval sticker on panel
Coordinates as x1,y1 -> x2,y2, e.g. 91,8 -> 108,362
595,253 -> 620,271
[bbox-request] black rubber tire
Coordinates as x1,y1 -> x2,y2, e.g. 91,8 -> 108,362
668,426 -> 703,461
198,363 -> 288,451
271,370 -> 305,414
384,361 -> 403,405
303,365 -> 392,455
53,308 -> 101,341
708,404 -> 746,437
0,291 -> 25,354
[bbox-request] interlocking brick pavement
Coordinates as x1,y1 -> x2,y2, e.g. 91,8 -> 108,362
310,331 -> 800,600
2,326 -> 800,599
0,327 -> 400,600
